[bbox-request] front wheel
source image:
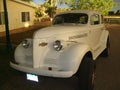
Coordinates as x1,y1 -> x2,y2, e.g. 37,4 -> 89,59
77,56 -> 96,90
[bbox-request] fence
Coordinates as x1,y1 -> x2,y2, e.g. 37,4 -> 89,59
104,16 -> 120,23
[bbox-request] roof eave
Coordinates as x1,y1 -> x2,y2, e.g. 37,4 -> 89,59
10,0 -> 37,8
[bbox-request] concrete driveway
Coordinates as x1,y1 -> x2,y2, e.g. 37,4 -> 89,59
0,24 -> 120,90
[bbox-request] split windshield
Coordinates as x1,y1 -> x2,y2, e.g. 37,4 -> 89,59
52,13 -> 88,25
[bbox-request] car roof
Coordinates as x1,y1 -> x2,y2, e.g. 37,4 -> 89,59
55,10 -> 100,16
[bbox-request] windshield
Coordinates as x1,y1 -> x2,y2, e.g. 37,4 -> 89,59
52,13 -> 88,25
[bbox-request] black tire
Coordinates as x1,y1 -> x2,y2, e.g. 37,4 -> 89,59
77,56 -> 96,90
101,37 -> 110,57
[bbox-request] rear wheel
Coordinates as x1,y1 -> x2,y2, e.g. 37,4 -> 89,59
77,56 -> 96,90
101,37 -> 110,57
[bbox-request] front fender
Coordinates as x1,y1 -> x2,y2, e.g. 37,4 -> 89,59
59,43 -> 92,74
14,39 -> 33,64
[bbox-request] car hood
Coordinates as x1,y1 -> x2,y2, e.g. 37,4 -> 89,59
33,25 -> 88,39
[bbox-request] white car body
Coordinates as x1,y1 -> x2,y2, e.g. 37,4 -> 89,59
10,10 -> 109,78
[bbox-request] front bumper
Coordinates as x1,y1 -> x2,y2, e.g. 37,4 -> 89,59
10,61 -> 73,78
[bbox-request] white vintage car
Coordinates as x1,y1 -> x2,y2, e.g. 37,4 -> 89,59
10,10 -> 110,89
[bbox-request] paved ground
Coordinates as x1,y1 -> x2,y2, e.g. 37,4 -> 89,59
95,24 -> 120,90
0,24 -> 120,90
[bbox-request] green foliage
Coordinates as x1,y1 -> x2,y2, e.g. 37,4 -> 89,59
44,0 -> 57,18
64,0 -> 114,15
35,8 -> 44,18
45,6 -> 57,18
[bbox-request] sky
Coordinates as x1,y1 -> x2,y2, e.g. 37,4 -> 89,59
33,0 -> 45,4
32,0 -> 69,8
32,0 -> 120,10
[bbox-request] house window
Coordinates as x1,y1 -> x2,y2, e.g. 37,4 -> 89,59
21,12 -> 30,22
0,12 -> 5,25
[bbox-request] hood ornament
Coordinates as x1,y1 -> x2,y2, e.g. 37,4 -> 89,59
39,42 -> 48,47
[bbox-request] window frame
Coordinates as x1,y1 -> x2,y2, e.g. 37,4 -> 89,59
0,12 -> 5,25
21,12 -> 30,22
101,15 -> 104,24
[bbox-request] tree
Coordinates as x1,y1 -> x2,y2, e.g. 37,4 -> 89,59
35,5 -> 45,18
44,0 -> 68,17
44,0 -> 57,18
64,0 -> 114,15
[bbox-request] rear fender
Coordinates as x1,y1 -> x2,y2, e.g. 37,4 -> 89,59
100,30 -> 109,48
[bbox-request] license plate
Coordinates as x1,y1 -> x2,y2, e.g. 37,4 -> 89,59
26,73 -> 38,82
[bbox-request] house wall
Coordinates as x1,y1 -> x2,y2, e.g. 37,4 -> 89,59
7,0 -> 35,30
0,0 -> 5,32
0,0 -> 36,32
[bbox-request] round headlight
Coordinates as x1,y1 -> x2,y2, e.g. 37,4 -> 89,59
22,39 -> 30,48
53,40 -> 63,51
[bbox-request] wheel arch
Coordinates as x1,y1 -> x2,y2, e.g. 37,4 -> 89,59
74,51 -> 93,76
85,51 -> 93,59
59,43 -> 94,76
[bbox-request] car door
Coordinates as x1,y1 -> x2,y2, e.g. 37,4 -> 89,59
89,14 -> 103,50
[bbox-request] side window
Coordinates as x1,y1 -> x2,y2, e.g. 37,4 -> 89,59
90,14 -> 100,25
